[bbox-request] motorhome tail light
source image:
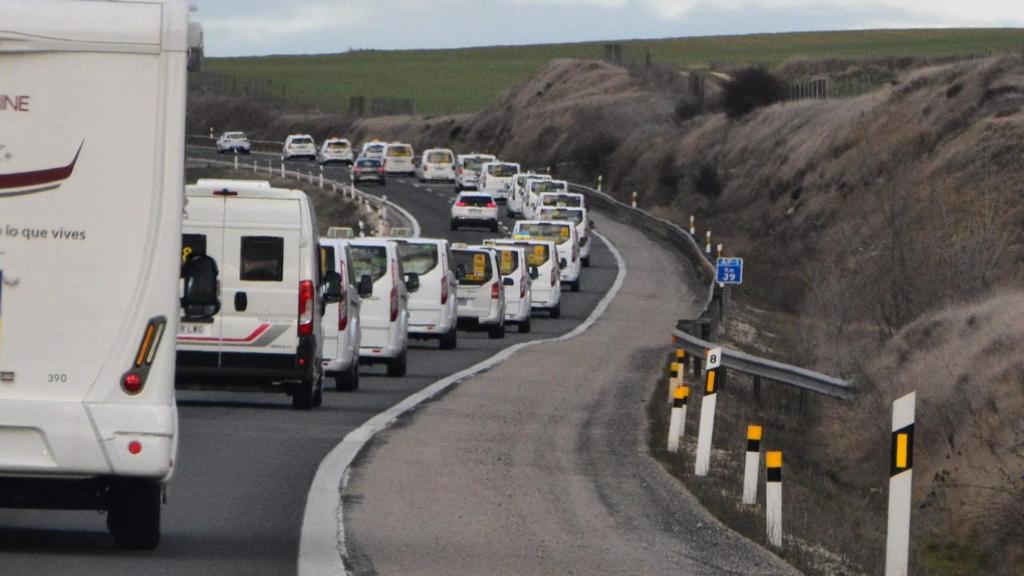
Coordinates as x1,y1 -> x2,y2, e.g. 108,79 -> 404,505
122,373 -> 143,395
128,441 -> 143,455
491,282 -> 500,300
133,317 -> 167,368
298,280 -> 315,336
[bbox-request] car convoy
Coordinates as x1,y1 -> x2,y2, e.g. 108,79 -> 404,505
1,1 -> 595,549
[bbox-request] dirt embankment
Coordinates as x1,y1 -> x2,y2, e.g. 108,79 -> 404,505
188,55 -> 1024,574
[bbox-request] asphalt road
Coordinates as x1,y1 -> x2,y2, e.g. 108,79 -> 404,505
0,149 -> 618,575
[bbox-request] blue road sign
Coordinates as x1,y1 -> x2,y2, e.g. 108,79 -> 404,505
716,257 -> 743,285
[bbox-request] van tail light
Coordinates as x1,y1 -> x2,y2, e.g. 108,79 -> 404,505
389,285 -> 399,322
441,275 -> 449,305
573,243 -> 578,263
298,280 -> 315,336
551,268 -> 558,286
520,280 -> 526,299
338,294 -> 349,331
491,283 -> 500,300
457,167 -> 464,175
378,167 -> 386,174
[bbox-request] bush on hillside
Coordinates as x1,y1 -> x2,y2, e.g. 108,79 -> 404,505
722,68 -> 786,118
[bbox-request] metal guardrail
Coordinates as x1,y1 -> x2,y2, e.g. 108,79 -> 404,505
568,182 -> 856,400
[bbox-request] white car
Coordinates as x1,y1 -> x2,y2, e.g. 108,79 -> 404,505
178,180 -> 327,409
319,239 -> 362,391
452,246 -> 506,339
479,161 -> 520,201
347,239 -> 411,376
360,140 -> 387,160
455,153 -> 496,191
417,148 -> 457,182
486,238 -> 562,318
514,220 -> 582,292
450,192 -> 499,232
538,206 -> 592,267
508,173 -> 551,218
282,134 -> 317,161
318,138 -> 354,165
216,131 -> 251,154
490,245 -> 533,333
395,238 -> 459,349
524,179 -> 569,219
384,143 -> 416,175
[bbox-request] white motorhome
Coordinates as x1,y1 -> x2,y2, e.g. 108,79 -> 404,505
0,0 -> 194,549
319,239 -> 362,391
177,180 -> 327,410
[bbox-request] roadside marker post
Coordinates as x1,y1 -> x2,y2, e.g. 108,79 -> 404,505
743,425 -> 763,505
705,230 -> 712,256
597,174 -> 603,192
319,166 -> 324,189
667,360 -> 683,403
886,392 -> 916,576
252,161 -> 257,174
694,347 -> 722,476
667,386 -> 690,453
631,191 -> 638,208
766,451 -> 783,549
689,215 -> 696,236
233,152 -> 239,171
280,162 -> 285,179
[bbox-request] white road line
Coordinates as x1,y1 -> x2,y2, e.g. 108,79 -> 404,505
297,230 -> 627,576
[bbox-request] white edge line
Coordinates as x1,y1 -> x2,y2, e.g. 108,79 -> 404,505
297,229 -> 627,576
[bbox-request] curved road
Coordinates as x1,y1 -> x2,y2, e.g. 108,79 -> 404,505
0,149 -> 618,575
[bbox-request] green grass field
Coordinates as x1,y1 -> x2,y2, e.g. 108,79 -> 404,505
199,28 -> 1024,116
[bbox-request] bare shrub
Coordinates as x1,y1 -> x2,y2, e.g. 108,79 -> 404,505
722,68 -> 786,118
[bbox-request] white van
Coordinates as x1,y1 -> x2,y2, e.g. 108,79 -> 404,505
383,143 -> 416,175
479,161 -> 521,201
538,206 -> 592,267
319,239 -> 362,391
524,179 -> 569,219
451,246 -> 506,338
178,180 -> 327,409
347,239 -> 411,376
455,153 -> 496,191
538,191 -> 586,211
0,0 -> 193,549
318,138 -> 354,165
486,239 -> 562,318
508,173 -> 551,218
396,239 -> 459,349
360,140 -> 387,160
490,245 -> 533,333
417,148 -> 457,182
514,220 -> 582,292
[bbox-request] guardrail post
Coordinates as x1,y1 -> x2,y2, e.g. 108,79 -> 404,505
766,451 -> 783,548
705,230 -> 712,256
668,360 -> 682,404
667,386 -> 689,453
280,162 -> 285,179
597,175 -> 603,192
886,392 -> 916,576
695,347 -> 722,476
743,425 -> 762,504
689,215 -> 696,236
631,191 -> 638,208
319,166 -> 324,189
209,126 -> 214,139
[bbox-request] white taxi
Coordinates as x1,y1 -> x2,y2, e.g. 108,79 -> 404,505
452,245 -> 506,339
417,148 -> 457,182
513,220 -> 581,292
538,206 -> 592,267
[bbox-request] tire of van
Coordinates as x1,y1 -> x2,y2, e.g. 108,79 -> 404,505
386,352 -> 408,377
292,376 -> 317,410
335,362 -> 360,392
519,316 -> 532,334
582,256 -> 591,268
488,322 -> 505,339
550,304 -> 562,319
440,327 -> 458,350
107,480 -> 161,550
490,222 -> 499,232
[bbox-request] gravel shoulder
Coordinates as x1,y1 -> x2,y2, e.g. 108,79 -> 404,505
343,214 -> 799,576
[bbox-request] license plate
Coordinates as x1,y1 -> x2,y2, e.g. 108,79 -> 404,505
457,298 -> 470,306
178,323 -> 209,337
469,208 -> 482,213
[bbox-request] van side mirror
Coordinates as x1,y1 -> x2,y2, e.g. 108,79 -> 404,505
559,258 -> 567,269
323,271 -> 343,303
358,274 -> 374,298
181,255 -> 220,320
502,277 -> 515,287
405,272 -> 420,293
529,266 -> 539,280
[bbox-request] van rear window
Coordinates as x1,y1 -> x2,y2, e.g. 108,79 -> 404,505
453,250 -> 492,285
398,243 -> 439,276
487,164 -> 518,177
387,146 -> 412,157
426,151 -> 453,163
350,246 -> 389,282
497,250 -> 519,276
516,223 -> 571,245
241,237 -> 284,282
540,209 -> 584,224
533,181 -> 566,194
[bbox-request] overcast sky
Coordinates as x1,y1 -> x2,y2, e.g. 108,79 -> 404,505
196,0 -> 1024,57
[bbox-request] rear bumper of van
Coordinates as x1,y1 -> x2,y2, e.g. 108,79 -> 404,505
176,336 -> 319,384
0,401 -> 176,484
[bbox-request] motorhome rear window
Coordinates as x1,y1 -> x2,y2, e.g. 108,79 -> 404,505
487,164 -> 517,177
398,243 -> 439,276
453,250 -> 492,285
350,246 -> 389,282
241,237 -> 284,282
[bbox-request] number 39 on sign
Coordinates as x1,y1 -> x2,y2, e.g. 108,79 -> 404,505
715,257 -> 743,285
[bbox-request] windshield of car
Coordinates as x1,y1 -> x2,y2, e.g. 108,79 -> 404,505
452,250 -> 493,285
496,249 -> 519,276
349,245 -> 389,282
387,146 -> 413,157
516,223 -> 572,245
291,137 -> 314,145
487,164 -> 518,177
397,243 -> 440,276
426,151 -> 453,163
540,209 -> 584,224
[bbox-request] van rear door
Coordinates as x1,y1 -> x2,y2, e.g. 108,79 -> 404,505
178,195 -> 227,363
219,198 -> 302,367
